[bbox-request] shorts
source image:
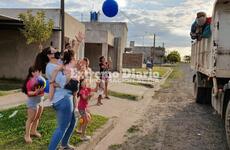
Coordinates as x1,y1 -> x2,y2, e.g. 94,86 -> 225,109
27,96 -> 42,110
102,77 -> 109,81
100,72 -> 109,81
97,90 -> 104,96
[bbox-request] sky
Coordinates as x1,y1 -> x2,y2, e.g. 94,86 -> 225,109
0,0 -> 215,58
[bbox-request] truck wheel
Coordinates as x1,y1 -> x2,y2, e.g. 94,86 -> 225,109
193,76 -> 211,104
225,101 -> 230,149
206,88 -> 212,104
194,77 -> 204,103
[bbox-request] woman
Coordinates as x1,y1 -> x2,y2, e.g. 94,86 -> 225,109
44,47 -> 76,150
33,32 -> 84,150
46,33 -> 84,150
99,56 -> 110,99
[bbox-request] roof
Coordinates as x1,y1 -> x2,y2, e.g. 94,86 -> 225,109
133,46 -> 165,50
84,21 -> 128,31
0,8 -> 61,29
0,14 -> 20,21
0,13 -> 23,28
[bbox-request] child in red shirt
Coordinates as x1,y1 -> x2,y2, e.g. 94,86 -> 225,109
77,79 -> 98,141
22,66 -> 44,143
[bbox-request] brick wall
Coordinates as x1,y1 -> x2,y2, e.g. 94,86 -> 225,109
123,53 -> 143,68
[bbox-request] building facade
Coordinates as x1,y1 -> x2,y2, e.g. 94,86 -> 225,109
126,41 -> 165,64
84,22 -> 128,71
0,8 -> 85,79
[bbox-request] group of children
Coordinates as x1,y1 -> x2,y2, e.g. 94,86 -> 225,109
22,43 -> 111,143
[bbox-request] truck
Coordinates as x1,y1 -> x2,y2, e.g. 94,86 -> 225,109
191,0 -> 230,148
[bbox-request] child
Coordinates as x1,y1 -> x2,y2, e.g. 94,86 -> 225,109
97,79 -> 105,106
77,79 -> 98,141
22,66 -> 44,143
49,50 -> 80,103
99,56 -> 110,99
83,57 -> 92,81
62,50 -> 80,96
48,31 -> 85,100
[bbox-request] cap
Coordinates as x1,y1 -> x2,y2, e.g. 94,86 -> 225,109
197,12 -> 207,18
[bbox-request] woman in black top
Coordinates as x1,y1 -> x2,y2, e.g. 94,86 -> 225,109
99,56 -> 110,99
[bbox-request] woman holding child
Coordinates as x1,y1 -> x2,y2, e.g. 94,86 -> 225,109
30,32 -> 84,150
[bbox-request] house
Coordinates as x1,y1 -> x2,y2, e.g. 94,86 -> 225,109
126,41 -> 166,64
84,22 -> 128,71
0,8 -> 85,79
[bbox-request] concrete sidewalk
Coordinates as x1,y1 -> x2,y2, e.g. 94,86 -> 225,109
88,83 -> 158,150
0,67 -> 172,111
0,81 -> 151,111
0,92 -> 27,110
109,82 -> 149,98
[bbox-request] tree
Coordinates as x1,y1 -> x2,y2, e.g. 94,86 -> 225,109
184,55 -> 191,63
19,10 -> 54,51
167,51 -> 181,63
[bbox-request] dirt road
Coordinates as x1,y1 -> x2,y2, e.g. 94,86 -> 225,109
111,64 -> 228,150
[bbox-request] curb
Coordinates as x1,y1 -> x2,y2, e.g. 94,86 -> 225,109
0,102 -> 26,111
162,67 -> 173,79
160,68 -> 173,85
152,68 -> 173,91
78,117 -> 118,150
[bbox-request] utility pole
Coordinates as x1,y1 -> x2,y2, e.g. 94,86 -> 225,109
61,0 -> 65,52
143,31 -> 147,46
143,35 -> 145,46
153,34 -> 156,48
81,13 -> 83,22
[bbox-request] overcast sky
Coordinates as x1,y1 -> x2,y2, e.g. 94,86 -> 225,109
0,0 -> 215,57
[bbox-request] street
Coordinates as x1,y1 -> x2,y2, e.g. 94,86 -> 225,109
113,64 -> 228,150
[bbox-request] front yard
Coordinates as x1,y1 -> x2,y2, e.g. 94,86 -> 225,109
0,105 -> 108,149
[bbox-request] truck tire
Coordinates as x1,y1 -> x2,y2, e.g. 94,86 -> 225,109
225,101 -> 230,149
194,76 -> 212,104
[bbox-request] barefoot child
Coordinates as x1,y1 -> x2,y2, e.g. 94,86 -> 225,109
22,66 -> 44,143
97,79 -> 105,106
77,79 -> 98,141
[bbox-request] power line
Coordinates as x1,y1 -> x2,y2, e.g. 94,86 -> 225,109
119,10 -> 137,25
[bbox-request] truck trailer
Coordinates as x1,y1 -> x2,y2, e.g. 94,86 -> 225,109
191,0 -> 230,148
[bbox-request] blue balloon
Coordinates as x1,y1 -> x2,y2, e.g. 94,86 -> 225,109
44,80 -> 49,93
102,0 -> 118,17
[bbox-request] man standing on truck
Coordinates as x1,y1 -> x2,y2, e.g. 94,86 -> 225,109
190,12 -> 212,41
